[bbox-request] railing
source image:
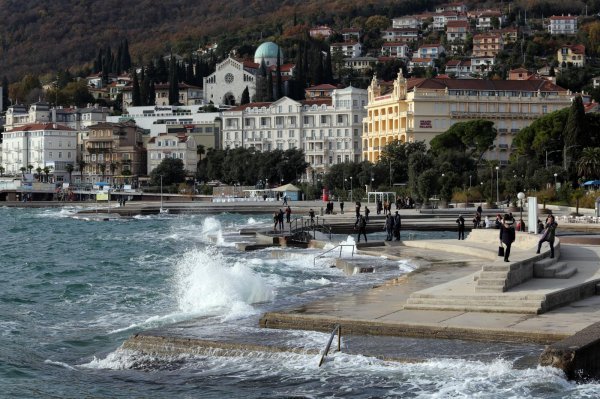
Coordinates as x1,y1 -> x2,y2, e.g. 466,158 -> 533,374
289,216 -> 332,241
314,244 -> 355,267
318,324 -> 341,367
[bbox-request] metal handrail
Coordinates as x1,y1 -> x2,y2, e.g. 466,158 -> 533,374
314,244 -> 355,266
319,324 -> 341,367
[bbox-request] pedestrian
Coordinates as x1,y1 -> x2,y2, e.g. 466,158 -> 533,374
285,206 -> 291,223
537,215 -> 558,258
499,215 -> 516,262
384,214 -> 394,241
355,214 -> 368,243
278,209 -> 284,230
355,201 -> 361,220
393,211 -> 401,241
472,214 -> 479,229
283,194 -> 288,206
364,206 -> 370,222
309,208 -> 315,224
273,211 -> 279,231
340,200 -> 344,214
494,214 -> 502,229
456,214 -> 465,240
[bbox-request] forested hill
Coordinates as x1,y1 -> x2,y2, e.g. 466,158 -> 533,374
0,0 -> 433,80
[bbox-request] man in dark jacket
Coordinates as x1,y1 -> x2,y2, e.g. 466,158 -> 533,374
499,215 -> 516,262
393,211 -> 402,241
355,214 -> 368,242
456,214 -> 465,240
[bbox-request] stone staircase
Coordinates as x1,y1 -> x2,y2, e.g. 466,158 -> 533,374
534,258 -> 577,279
403,292 -> 546,314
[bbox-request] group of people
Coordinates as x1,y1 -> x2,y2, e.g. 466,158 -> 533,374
355,201 -> 371,221
384,211 -> 402,241
376,199 -> 391,215
324,200 -> 337,214
273,206 -> 293,230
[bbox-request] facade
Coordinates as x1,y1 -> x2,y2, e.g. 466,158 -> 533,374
4,103 -> 109,131
508,68 -> 533,80
392,16 -> 421,29
362,73 -> 572,165
309,26 -> 334,39
381,43 -> 411,58
344,57 -> 378,72
203,57 -> 259,107
436,2 -> 468,13
471,56 -> 496,74
446,20 -> 469,53
147,133 -> 198,175
472,33 -> 503,57
557,44 -> 585,67
445,59 -> 472,78
416,44 -> 446,59
107,105 -> 221,138
433,12 -> 467,31
330,42 -> 362,58
305,84 -> 337,99
122,82 -> 203,111
1,123 -> 77,181
221,87 -> 368,173
593,76 -> 600,89
476,10 -> 503,30
341,28 -> 361,42
82,122 -> 147,184
408,58 -> 435,72
548,15 -> 578,35
381,28 -> 419,43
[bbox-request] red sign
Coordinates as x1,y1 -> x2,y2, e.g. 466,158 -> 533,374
419,120 -> 432,128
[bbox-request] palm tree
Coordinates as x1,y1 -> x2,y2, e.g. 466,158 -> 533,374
65,164 -> 74,183
99,164 -> 106,182
0,166 -> 4,176
77,158 -> 87,180
20,167 -> 27,179
43,166 -> 52,183
36,167 -> 43,182
197,144 -> 206,160
109,161 -> 119,180
577,147 -> 600,179
27,164 -> 33,174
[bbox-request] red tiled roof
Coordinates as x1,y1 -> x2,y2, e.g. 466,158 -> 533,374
410,58 -> 434,63
301,98 -> 332,106
408,78 -> 567,92
341,27 -> 361,33
306,84 -> 337,90
563,44 -> 585,55
446,20 -> 469,28
550,15 -> 577,20
9,123 -> 75,132
419,44 -> 442,48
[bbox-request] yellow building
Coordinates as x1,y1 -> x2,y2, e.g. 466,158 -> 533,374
557,44 -> 585,68
362,72 -> 572,164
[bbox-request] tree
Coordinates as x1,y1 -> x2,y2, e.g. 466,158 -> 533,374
563,95 -> 586,171
275,48 -> 283,100
43,166 -> 52,182
27,164 -> 33,173
0,166 -> 4,176
65,163 -> 74,183
168,56 -> 180,105
241,86 -> 250,105
77,158 -> 86,179
20,167 -> 27,179
99,164 -> 106,182
109,161 -> 119,179
577,147 -> 600,179
132,71 -> 141,106
430,120 -> 496,161
2,76 -> 10,111
150,158 -> 187,186
36,166 -> 42,181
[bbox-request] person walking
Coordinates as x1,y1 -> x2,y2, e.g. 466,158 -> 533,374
340,200 -> 344,214
384,214 -> 394,241
278,209 -> 284,230
285,206 -> 291,223
537,215 -> 558,258
273,211 -> 279,231
393,211 -> 402,241
282,194 -> 288,206
364,206 -> 370,222
499,215 -> 516,262
309,208 -> 315,225
456,214 -> 465,240
355,214 -> 368,243
355,201 -> 361,221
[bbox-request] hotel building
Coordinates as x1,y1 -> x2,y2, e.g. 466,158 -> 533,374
362,73 -> 572,165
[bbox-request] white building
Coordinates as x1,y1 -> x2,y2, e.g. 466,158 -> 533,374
221,87 -> 368,172
476,10 -> 504,30
593,76 -> 600,88
381,43 -> 411,59
433,12 -> 467,31
1,123 -> 77,180
381,28 -> 419,43
5,102 -> 109,131
344,57 -> 378,72
416,44 -> 446,59
147,132 -> 198,175
107,105 -> 221,137
330,42 -> 362,58
548,15 -> 578,35
392,16 -> 421,29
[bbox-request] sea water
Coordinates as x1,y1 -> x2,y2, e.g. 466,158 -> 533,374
0,206 -> 598,398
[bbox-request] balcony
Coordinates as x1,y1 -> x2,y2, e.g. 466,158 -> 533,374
498,128 -> 508,134
498,144 -> 509,150
511,129 -> 520,134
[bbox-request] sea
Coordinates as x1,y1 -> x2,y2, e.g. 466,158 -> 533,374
0,206 -> 598,398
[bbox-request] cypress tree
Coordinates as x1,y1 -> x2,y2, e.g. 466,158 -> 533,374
132,71 -> 141,106
275,48 -> 283,100
140,73 -> 149,106
323,48 -> 333,84
168,56 -> 180,105
122,39 -> 132,72
148,80 -> 156,105
266,71 -> 274,102
116,45 -> 123,74
2,76 -> 9,111
241,86 -> 250,104
255,60 -> 268,102
156,57 -> 168,83
563,95 -> 586,170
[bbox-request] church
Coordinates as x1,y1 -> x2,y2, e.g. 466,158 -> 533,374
203,42 -> 294,107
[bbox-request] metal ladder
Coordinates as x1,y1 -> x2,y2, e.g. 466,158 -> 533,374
314,244 -> 355,266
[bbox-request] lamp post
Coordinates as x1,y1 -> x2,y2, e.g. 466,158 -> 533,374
469,175 -> 472,190
517,191 -> 525,222
350,176 -> 353,202
554,172 -> 558,187
495,166 -> 500,206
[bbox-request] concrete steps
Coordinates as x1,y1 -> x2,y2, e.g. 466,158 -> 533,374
534,258 -> 577,279
404,292 -> 545,314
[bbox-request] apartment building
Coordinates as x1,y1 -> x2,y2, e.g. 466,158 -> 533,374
557,44 -> 586,67
147,133 -> 198,175
476,10 -> 504,30
362,73 -> 572,165
548,15 -> 578,35
221,87 -> 367,173
446,20 -> 469,53
330,42 -> 362,58
472,33 -> 503,57
381,43 -> 411,59
392,16 -> 421,29
381,28 -> 419,43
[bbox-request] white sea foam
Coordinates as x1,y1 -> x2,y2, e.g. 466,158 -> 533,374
175,246 -> 274,319
397,259 -> 417,273
303,277 -> 331,286
44,359 -> 77,371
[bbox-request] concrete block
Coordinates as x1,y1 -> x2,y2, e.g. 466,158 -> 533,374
554,266 -> 577,279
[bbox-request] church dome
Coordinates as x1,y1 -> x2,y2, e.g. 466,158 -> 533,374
254,42 -> 283,67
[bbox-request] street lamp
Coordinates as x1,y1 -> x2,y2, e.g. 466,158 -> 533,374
349,176 -> 353,201
517,191 -> 525,222
554,173 -> 558,187
495,166 -> 500,206
469,175 -> 472,190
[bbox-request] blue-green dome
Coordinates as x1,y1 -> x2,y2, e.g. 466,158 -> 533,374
254,42 -> 282,66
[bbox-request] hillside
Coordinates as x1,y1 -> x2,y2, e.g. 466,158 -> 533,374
0,0 -> 433,81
